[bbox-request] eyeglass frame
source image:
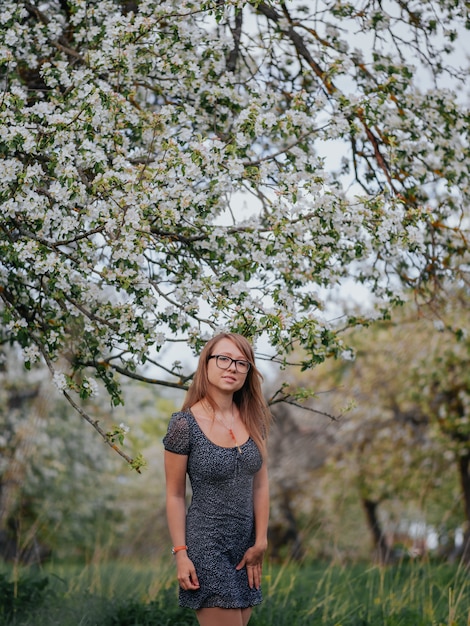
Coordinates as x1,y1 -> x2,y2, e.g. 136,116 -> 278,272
207,354 -> 252,374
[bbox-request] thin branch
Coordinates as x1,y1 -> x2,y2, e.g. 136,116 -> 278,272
98,362 -> 192,390
270,396 -> 341,421
62,390 -> 140,470
241,126 -> 326,168
17,323 -> 143,470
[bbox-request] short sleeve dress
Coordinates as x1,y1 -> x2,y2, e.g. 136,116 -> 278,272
163,409 -> 264,610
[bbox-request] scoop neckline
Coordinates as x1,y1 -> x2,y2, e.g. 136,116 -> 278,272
186,408 -> 251,451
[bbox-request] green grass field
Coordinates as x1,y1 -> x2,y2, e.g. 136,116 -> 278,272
1,559 -> 469,625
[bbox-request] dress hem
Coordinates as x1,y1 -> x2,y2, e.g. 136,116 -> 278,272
179,598 -> 263,610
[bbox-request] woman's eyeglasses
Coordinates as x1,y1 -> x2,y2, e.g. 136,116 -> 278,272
208,355 -> 251,374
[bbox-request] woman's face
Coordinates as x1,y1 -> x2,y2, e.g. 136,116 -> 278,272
206,337 -> 250,395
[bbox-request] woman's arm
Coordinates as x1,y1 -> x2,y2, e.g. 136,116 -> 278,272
164,450 -> 200,590
253,461 -> 270,551
236,461 -> 270,589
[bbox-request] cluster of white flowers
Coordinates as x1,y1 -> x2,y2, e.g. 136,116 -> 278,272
0,0 -> 468,410
22,345 -> 41,364
52,371 -> 68,391
81,378 -> 99,397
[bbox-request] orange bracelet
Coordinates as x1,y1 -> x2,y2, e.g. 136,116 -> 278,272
171,545 -> 188,555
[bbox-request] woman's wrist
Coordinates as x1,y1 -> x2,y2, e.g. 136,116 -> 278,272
254,539 -> 268,551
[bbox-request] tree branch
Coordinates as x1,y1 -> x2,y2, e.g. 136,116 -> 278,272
256,1 -> 336,96
62,389 -> 141,470
227,9 -> 243,72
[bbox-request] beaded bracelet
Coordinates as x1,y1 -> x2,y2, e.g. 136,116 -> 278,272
171,545 -> 188,555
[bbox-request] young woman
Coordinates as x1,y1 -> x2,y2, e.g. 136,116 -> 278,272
163,332 -> 271,626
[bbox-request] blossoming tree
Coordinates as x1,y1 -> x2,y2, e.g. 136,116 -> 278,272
1,0 -> 469,467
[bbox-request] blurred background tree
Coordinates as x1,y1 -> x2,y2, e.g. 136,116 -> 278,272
266,286 -> 468,563
0,347 -> 181,564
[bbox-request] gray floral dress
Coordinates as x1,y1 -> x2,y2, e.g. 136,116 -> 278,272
163,409 -> 263,609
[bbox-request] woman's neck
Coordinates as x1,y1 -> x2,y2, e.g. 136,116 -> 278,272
206,392 -> 234,415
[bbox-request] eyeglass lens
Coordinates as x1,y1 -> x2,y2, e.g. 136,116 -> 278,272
211,355 -> 250,373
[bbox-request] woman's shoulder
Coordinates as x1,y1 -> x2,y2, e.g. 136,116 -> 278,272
163,409 -> 194,454
169,408 -> 195,425
167,409 -> 196,432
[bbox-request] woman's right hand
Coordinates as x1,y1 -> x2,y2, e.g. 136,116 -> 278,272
176,552 -> 200,591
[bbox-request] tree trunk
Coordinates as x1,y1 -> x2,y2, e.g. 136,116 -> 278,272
268,489 -> 304,561
458,452 -> 470,564
0,384 -> 49,563
361,497 -> 392,564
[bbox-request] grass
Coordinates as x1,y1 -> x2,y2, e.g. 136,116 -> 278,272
1,558 -> 470,625
255,559 -> 470,625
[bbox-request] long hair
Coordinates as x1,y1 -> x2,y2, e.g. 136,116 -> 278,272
182,333 -> 271,455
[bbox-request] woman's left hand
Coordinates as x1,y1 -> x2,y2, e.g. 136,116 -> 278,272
235,544 -> 266,590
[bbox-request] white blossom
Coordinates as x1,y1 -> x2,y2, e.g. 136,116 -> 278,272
53,372 -> 68,391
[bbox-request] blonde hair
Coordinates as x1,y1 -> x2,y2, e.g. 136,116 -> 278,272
182,333 -> 271,455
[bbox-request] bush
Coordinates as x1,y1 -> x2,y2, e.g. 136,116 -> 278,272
0,572 -> 52,622
106,588 -> 197,626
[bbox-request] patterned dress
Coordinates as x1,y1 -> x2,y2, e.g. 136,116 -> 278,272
163,409 -> 264,610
